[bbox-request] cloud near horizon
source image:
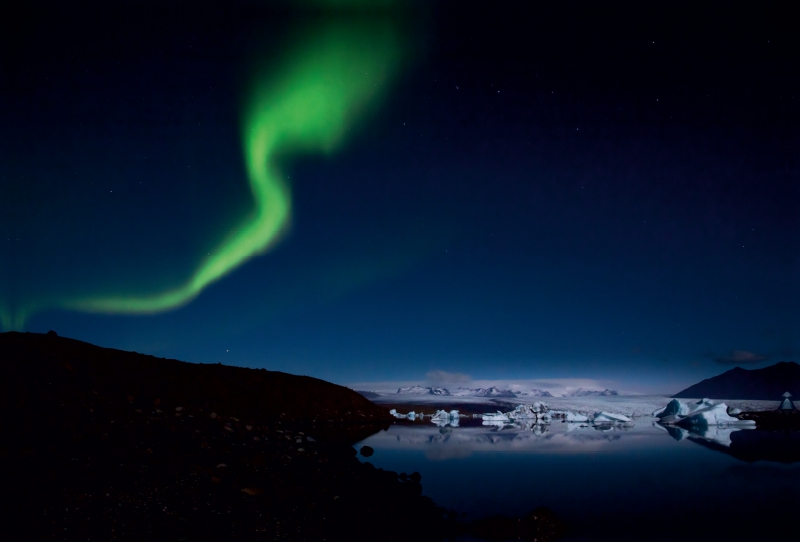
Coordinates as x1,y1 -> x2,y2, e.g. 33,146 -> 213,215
713,350 -> 768,365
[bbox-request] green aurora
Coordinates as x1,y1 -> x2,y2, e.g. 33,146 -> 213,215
2,13 -> 406,330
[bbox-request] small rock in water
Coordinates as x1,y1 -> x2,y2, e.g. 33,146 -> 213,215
360,445 -> 374,457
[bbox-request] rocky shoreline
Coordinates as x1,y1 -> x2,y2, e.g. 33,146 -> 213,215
1,332 -> 564,541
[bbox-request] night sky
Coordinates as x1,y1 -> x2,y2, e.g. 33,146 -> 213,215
2,1 -> 797,394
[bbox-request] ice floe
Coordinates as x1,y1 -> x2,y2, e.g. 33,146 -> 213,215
389,408 -> 418,420
590,411 -> 631,424
654,399 -> 755,431
430,410 -> 461,427
478,402 -> 631,429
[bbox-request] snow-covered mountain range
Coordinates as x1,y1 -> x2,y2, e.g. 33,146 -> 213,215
452,386 -> 516,398
395,385 -> 555,398
396,385 -> 451,396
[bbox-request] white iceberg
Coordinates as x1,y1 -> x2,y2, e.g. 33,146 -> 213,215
655,400 -> 755,428
430,409 -> 461,427
590,411 -> 631,424
508,404 -> 540,419
677,403 -> 755,429
549,409 -> 590,422
389,408 -> 418,420
481,411 -> 511,422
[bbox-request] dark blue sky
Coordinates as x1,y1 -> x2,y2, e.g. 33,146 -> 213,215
2,2 -> 797,393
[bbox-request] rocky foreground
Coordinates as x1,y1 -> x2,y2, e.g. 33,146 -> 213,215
1,332 -> 563,541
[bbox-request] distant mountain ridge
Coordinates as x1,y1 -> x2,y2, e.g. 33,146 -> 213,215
395,385 -> 554,398
673,361 -> 800,400
396,385 -> 451,396
452,386 -> 516,398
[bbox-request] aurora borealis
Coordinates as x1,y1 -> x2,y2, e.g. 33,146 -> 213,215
3,7 -> 405,328
1,2 -> 797,392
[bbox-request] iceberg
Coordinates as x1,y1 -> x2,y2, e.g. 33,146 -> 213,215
509,404 -> 540,419
590,411 -> 631,424
549,409 -> 590,422
481,411 -> 511,422
430,409 -> 461,427
677,403 -> 755,430
389,408 -> 418,420
655,399 -> 690,419
654,399 -> 756,428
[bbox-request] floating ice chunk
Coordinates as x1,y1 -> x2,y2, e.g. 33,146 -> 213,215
430,410 -> 460,426
687,398 -> 716,414
676,403 -> 755,430
564,411 -> 590,422
656,399 -> 690,419
482,411 -> 511,422
531,401 -> 549,414
591,411 -> 631,423
509,404 -> 539,419
728,407 -> 742,416
389,408 -> 417,420
550,410 -> 590,422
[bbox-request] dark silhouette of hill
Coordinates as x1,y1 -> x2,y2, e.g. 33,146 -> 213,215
673,361 -> 800,400
0,330 -> 389,426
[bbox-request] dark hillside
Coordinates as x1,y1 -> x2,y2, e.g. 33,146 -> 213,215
673,361 -> 800,400
0,331 -> 389,425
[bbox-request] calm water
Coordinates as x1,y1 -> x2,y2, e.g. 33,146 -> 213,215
355,420 -> 800,541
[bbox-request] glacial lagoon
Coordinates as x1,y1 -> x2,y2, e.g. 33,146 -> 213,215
355,420 -> 800,541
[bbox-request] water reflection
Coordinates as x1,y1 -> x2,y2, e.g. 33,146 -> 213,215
368,420 -> 652,461
687,427 -> 800,463
357,421 -> 800,540
651,420 -> 800,463
370,420 -> 800,465
654,421 -> 754,447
